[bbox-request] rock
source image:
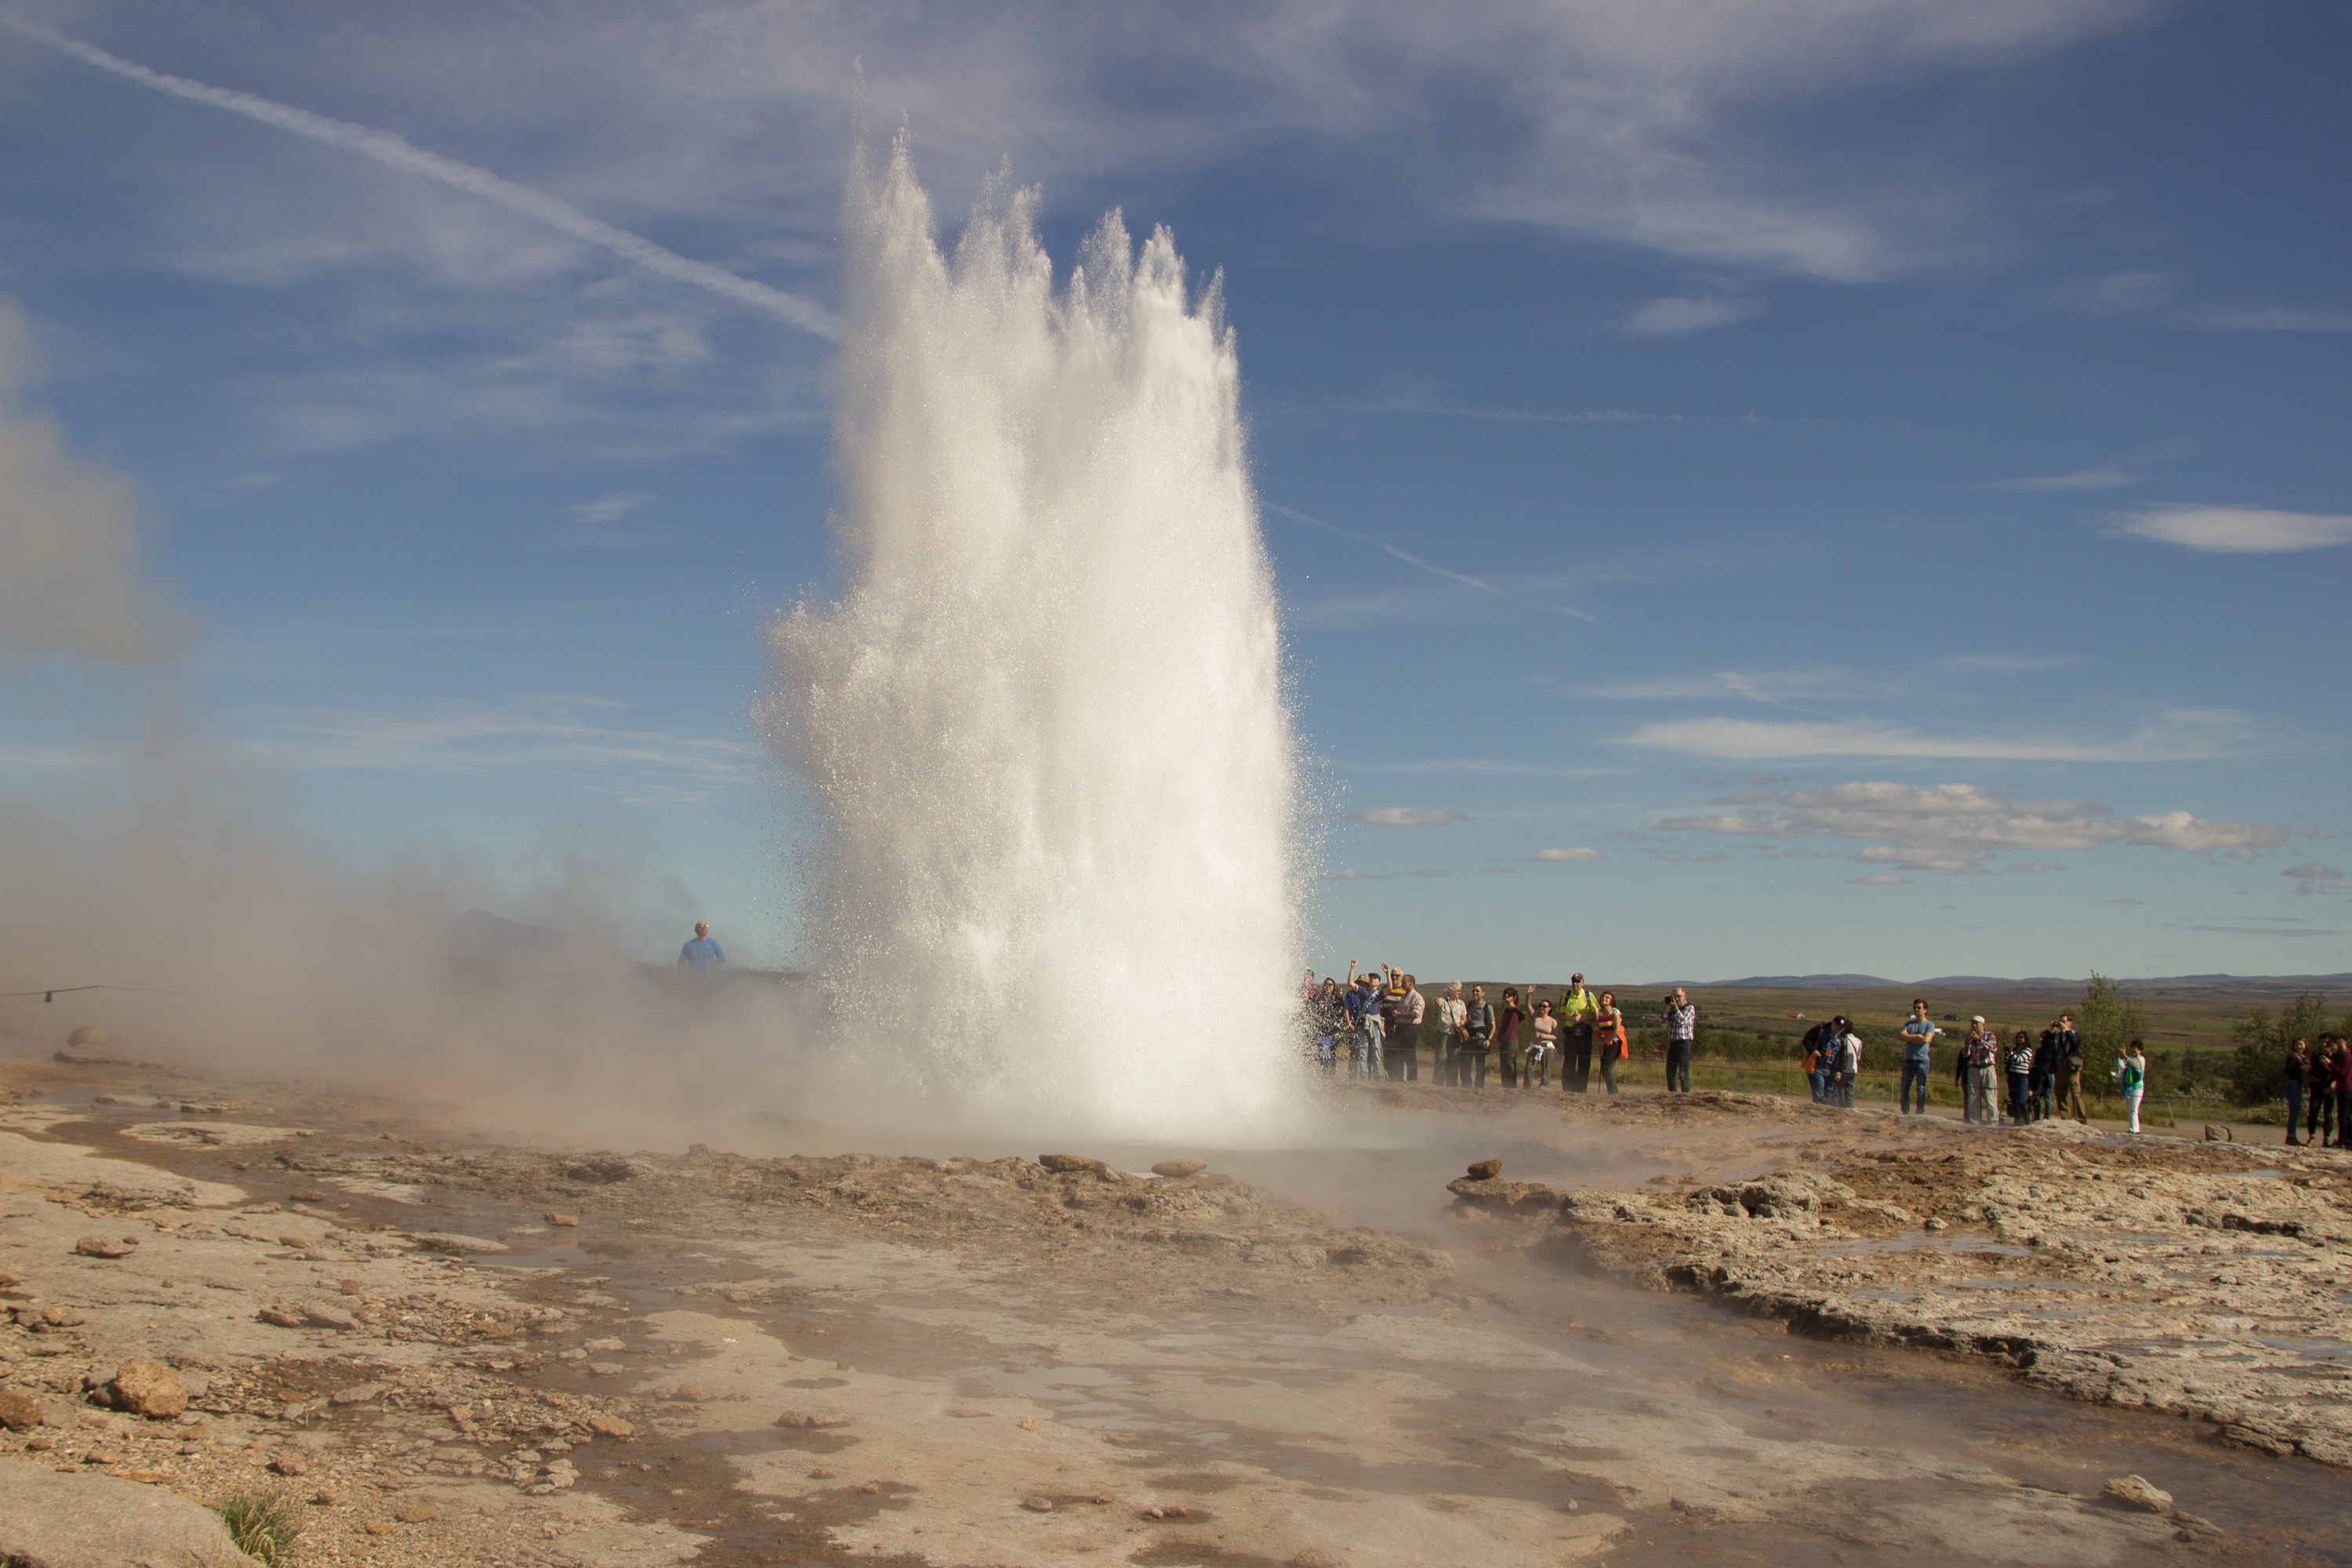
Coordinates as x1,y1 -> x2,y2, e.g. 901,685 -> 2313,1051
544,1212 -> 580,1228
104,1359 -> 188,1418
312,1489 -> 339,1506
670,1382 -> 725,1403
73,1235 -> 137,1259
1039,1154 -> 1108,1174
301,1301 -> 361,1331
82,1448 -> 122,1465
393,1501 -> 440,1523
1018,1416 -> 1040,1431
67,1025 -> 107,1047
257,1307 -> 305,1329
0,1455 -> 260,1566
586,1414 -> 635,1439
775,1407 -> 851,1428
583,1337 -> 625,1353
328,1382 -> 385,1406
1465,1159 -> 1503,1181
338,1278 -> 364,1296
586,1361 -> 626,1376
808,1467 -> 838,1479
1022,1494 -> 1054,1512
2103,1474 -> 2173,1513
1151,1159 -> 1208,1178
2203,1124 -> 2233,1142
1293,1552 -> 1339,1567
269,1451 -> 307,1476
0,1391 -> 44,1432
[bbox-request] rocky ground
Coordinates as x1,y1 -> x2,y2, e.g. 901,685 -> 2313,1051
1447,1087 -> 2352,1470
3,1040 -> 2346,1566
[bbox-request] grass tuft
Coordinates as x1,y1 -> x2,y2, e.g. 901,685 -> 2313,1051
215,1491 -> 303,1566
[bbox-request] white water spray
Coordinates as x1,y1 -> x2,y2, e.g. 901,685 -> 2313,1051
764,138 -> 1303,1138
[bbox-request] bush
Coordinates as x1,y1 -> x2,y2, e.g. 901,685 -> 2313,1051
216,1493 -> 302,1566
2226,993 -> 2334,1107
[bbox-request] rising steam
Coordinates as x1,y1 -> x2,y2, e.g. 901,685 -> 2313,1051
764,138 -> 1304,1138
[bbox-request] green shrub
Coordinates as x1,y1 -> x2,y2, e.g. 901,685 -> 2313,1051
216,1493 -> 302,1566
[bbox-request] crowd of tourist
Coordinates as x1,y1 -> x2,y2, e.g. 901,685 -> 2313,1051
1297,964 -> 1697,1096
1291,971 -> 2319,1145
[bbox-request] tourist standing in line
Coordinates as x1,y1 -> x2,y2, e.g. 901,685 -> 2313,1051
2029,1025 -> 2058,1121
1595,990 -> 1627,1095
2324,1034 -> 2343,1147
1526,999 -> 1559,1087
1435,982 -> 1468,1086
1343,964 -> 1384,1080
2053,1013 -> 2087,1123
1559,974 -> 1599,1094
2283,1039 -> 2310,1145
2005,1029 -> 2037,1126
2307,1038 -> 2337,1147
1835,1021 -> 1862,1108
1961,1018 -> 1998,1125
1389,974 -> 1425,1082
1898,999 -> 1940,1116
1494,988 -> 1528,1088
1662,988 -> 1697,1094
1802,1020 -> 1833,1104
2117,1040 -> 2148,1134
1461,984 -> 1495,1087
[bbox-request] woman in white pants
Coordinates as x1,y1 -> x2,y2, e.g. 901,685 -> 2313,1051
2117,1040 -> 2148,1133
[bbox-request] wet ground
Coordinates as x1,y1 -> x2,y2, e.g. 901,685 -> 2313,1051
4,1046 -> 2349,1566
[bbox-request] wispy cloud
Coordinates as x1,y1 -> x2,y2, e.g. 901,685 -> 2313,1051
1581,667 -> 1892,704
0,13 -> 840,339
1267,503 -> 1601,626
1849,874 -> 1910,885
2111,504 -> 2352,554
1619,294 -> 1762,336
1526,847 -> 1605,862
547,490 -> 662,548
1617,709 -> 2263,762
1940,652 -> 2078,673
237,696 -> 759,803
2079,272 -> 2352,333
2283,862 -> 2349,896
1336,757 -> 1629,780
1657,779 -> 2289,872
1346,807 -> 1468,827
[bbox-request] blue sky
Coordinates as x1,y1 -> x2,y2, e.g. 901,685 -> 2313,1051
0,0 -> 2346,981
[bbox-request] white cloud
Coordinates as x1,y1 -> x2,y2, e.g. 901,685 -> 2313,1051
1619,294 -> 1762,336
1850,874 -> 1910,885
1411,868 -> 1450,878
1347,807 -> 1468,826
1527,847 -> 1606,862
1984,464 -> 2135,492
0,301 -> 194,672
2111,505 -> 2352,554
1617,709 -> 2259,762
1657,780 -> 2289,872
1581,667 -> 1889,704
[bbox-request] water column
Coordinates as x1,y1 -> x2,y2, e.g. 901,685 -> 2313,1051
765,136 -> 1305,1137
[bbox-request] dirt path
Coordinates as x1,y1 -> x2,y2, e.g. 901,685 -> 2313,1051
4,1047 -> 2347,1566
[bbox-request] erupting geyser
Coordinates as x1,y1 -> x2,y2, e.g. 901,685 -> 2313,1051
764,138 -> 1304,1136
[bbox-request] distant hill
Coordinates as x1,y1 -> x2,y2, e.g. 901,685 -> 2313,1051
1697,971 -> 2352,994
1711,974 -> 1902,989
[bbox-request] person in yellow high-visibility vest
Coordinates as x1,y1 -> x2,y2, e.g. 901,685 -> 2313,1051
1557,972 -> 1600,1094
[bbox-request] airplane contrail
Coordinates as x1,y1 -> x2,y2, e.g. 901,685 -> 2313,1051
1265,503 -> 1602,626
0,13 -> 841,341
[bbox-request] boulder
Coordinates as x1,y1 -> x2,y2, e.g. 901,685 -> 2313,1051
1039,1154 -> 1108,1174
1150,1159 -> 1208,1178
0,1455 -> 260,1566
1465,1159 -> 1502,1181
73,1235 -> 137,1260
0,1390 -> 43,1432
2103,1474 -> 2173,1513
67,1025 -> 107,1047
103,1359 -> 187,1419
774,1406 -> 851,1428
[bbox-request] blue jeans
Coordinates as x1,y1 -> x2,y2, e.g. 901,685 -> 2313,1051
1900,1058 -> 1931,1114
2284,1083 -> 2303,1141
1666,1040 -> 1693,1093
1809,1066 -> 1832,1103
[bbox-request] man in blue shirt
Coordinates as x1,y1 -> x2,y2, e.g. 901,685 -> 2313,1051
677,921 -> 726,975
1899,997 -> 1940,1115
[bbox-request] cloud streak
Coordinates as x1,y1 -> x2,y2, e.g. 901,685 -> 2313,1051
1617,709 -> 2262,762
2111,504 -> 2352,554
1657,780 -> 2289,872
1346,807 -> 1468,827
1268,503 -> 1601,625
0,13 -> 840,341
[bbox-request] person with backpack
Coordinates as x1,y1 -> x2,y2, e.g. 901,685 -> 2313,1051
1595,990 -> 1628,1095
1961,1018 -> 1998,1125
2115,1040 -> 2148,1134
1834,1021 -> 1862,1108
1802,1020 -> 1832,1104
1461,984 -> 1495,1088
2028,1026 -> 2058,1121
2053,1014 -> 2087,1123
